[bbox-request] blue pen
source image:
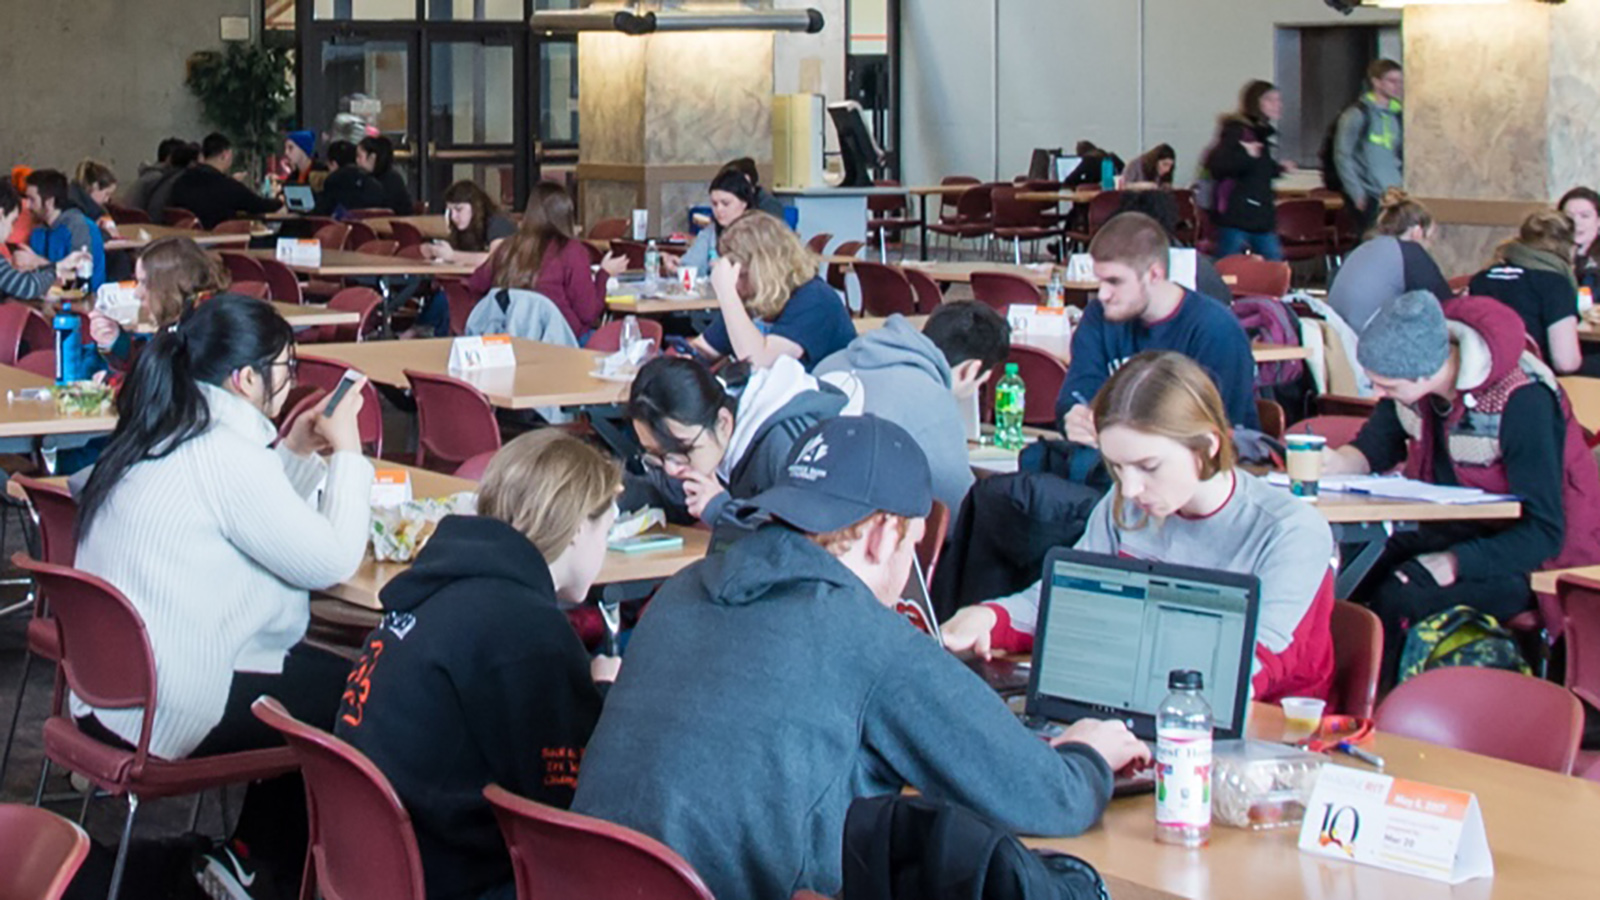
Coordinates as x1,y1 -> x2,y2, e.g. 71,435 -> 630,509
1071,391 -> 1089,407
1336,741 -> 1385,770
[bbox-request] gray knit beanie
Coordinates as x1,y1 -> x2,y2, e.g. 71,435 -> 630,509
1357,289 -> 1450,380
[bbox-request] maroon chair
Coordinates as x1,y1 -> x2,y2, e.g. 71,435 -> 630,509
1374,666 -> 1584,774
915,500 -> 950,587
397,243 -> 428,260
0,302 -> 53,365
0,477 -> 78,784
1006,345 -> 1067,427
388,220 -> 426,249
12,555 -> 299,900
804,232 -> 833,255
299,286 -> 383,344
259,256 -> 306,305
251,696 -> 427,900
341,208 -> 396,221
990,186 -> 1058,264
1296,414 -> 1367,450
274,386 -> 328,444
210,219 -> 258,236
1215,254 -> 1291,300
1064,190 -> 1123,250
586,218 -> 629,242
162,208 -> 199,228
1556,575 -> 1600,714
926,183 -> 995,259
220,251 -> 268,285
1256,398 -> 1286,441
443,279 -> 477,337
867,180 -> 915,261
357,239 -> 400,257
854,261 -> 917,318
105,203 -> 150,226
454,451 -> 497,481
904,268 -> 944,315
587,318 -> 664,354
405,369 -> 503,471
935,175 -> 980,225
230,280 -> 271,300
969,271 -> 1042,313
16,350 -> 54,378
346,221 -> 379,250
0,804 -> 90,900
296,354 -> 385,457
826,241 -> 865,292
484,784 -> 715,900
314,222 -> 353,252
1275,198 -> 1336,272
1327,600 -> 1382,719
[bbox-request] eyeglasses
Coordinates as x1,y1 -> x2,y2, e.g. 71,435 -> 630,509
650,425 -> 709,470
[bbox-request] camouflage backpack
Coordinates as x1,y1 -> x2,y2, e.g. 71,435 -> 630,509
1396,605 -> 1531,685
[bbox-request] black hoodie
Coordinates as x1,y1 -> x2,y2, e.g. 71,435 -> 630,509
334,515 -> 604,900
1208,115 -> 1284,234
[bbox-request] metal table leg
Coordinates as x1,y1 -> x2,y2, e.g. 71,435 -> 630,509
1331,520 -> 1407,599
919,193 -> 931,260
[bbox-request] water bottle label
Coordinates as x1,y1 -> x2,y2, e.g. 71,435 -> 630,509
1155,729 -> 1212,827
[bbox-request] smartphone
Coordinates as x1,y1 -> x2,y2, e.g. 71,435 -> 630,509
607,533 -> 685,553
323,370 -> 362,416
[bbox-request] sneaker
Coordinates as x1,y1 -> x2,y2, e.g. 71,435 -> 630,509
194,840 -> 279,900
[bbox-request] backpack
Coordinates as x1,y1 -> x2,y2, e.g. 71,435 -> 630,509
1396,605 -> 1532,685
1232,297 -> 1304,389
842,795 -> 1110,900
1318,101 -> 1372,194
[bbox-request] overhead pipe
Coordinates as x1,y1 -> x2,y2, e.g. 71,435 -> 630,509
529,8 -> 824,35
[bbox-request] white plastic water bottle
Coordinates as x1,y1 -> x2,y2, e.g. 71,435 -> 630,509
621,315 -> 642,351
644,239 -> 661,288
1155,669 -> 1213,847
1047,271 -> 1065,308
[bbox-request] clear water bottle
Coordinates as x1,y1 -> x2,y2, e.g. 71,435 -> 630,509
1100,157 -> 1116,191
621,315 -> 642,351
1047,271 -> 1065,308
994,362 -> 1026,451
53,301 -> 85,385
75,248 -> 93,291
1155,669 -> 1213,848
643,239 -> 661,287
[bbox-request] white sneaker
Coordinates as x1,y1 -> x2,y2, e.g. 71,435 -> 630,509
194,843 -> 276,900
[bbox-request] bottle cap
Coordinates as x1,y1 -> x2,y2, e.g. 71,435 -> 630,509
1168,669 -> 1203,690
1004,362 -> 1018,375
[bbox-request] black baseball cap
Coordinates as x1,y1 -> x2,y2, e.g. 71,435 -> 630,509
749,415 -> 933,534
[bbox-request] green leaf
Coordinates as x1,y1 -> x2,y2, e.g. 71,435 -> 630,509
185,43 -> 295,177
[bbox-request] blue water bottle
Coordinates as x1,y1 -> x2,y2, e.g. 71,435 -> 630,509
53,302 -> 85,385
1100,156 -> 1116,190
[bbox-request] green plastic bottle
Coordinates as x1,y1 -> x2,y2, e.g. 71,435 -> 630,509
994,362 -> 1026,451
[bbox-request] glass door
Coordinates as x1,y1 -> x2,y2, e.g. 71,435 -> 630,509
306,28 -> 422,200
533,36 -> 578,187
426,31 -> 525,211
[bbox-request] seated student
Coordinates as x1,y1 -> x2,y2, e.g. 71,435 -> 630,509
73,295 -> 372,897
462,181 -> 626,341
421,180 -> 516,267
0,181 -> 87,300
1326,189 -> 1452,333
1113,189 -> 1232,304
70,159 -> 118,226
1057,211 -> 1259,442
721,156 -> 787,218
1324,290 -> 1600,684
336,430 -> 620,900
1061,140 -> 1125,188
1468,209 -> 1583,374
689,211 -> 856,370
621,355 -> 846,542
667,168 -> 759,276
815,300 -> 1011,515
1123,143 -> 1175,187
357,134 -> 414,216
312,139 -> 388,217
168,133 -> 283,229
282,129 -> 321,186
123,136 -> 186,213
575,415 -> 1149,900
144,140 -> 200,223
25,168 -> 105,290
944,352 -> 1336,703
87,237 -> 226,370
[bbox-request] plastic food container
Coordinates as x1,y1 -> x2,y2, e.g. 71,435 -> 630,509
1211,739 -> 1326,830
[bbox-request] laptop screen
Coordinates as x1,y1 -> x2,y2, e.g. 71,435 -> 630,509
1053,155 -> 1082,183
1029,550 -> 1258,740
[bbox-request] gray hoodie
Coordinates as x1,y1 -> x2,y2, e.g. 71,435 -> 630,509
1333,93 -> 1403,204
814,316 -> 974,515
572,525 -> 1113,900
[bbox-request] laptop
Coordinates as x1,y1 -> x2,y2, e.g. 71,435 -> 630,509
894,559 -> 1032,694
1052,155 -> 1083,184
283,183 -> 315,213
1024,547 -> 1260,743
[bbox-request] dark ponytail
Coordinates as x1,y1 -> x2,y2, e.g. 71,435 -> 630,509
78,295 -> 296,536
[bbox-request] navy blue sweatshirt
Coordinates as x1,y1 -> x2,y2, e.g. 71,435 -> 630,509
1057,289 -> 1260,429
335,515 -> 604,900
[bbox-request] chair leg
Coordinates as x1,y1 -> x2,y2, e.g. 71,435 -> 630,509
77,783 -> 95,824
32,756 -> 51,806
189,792 -> 205,832
0,649 -> 34,782
108,795 -> 140,900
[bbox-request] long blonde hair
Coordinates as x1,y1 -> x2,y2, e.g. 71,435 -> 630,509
1091,352 -> 1236,530
716,211 -> 818,320
477,430 -> 620,562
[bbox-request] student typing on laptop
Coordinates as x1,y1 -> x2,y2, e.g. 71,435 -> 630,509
944,352 -> 1337,704
574,416 -> 1149,900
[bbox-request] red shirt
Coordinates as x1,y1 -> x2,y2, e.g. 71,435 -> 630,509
464,236 -> 608,338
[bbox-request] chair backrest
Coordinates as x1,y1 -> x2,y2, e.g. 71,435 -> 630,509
258,256 -> 305,305
0,302 -> 36,365
969,272 -> 1042,313
106,203 -> 150,225
211,219 -> 258,235
989,186 -> 1042,229
1296,414 -> 1366,449
1327,600 -> 1382,719
252,697 -> 427,900
346,221 -> 379,250
357,239 -> 399,257
854,261 -> 917,317
1557,575 -> 1600,711
326,287 -> 384,343
388,220 -> 425,249
443,279 -> 476,337
230,280 -> 271,300
804,232 -> 833,255
1006,345 -> 1067,426
938,175 -> 980,218
275,386 -> 328,443
162,208 -> 199,228
1374,666 -> 1584,774
1275,198 -> 1332,244
453,451 -> 497,481
915,500 -> 950,585
952,183 -> 996,223
405,369 -> 503,469
297,354 -> 384,456
1559,376 -> 1600,436
1085,190 -> 1124,234
587,318 -> 664,354
587,218 -> 629,242
314,222 -> 353,252
0,804 -> 91,900
220,251 -> 268,284
16,350 -> 55,378
826,241 -> 865,291
1255,398 -> 1286,440
12,475 -> 79,567
396,243 -> 428,260
483,784 -> 715,900
868,181 -> 907,215
903,268 -> 944,315
1215,254 -> 1291,299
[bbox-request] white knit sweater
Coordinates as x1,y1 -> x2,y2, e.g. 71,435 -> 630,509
72,383 -> 374,759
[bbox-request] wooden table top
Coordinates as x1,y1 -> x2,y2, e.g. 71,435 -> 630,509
1028,701 -> 1600,899
1013,189 -> 1106,204
0,365 -> 117,438
367,214 -> 450,241
853,315 -> 1307,366
307,337 -> 625,410
605,290 -> 722,315
896,261 -> 1090,288
244,248 -> 478,278
1306,490 -> 1521,525
105,224 -> 258,251
275,301 -> 360,327
1531,564 -> 1600,595
1578,319 -> 1600,343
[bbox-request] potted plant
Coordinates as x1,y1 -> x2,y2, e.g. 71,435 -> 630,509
185,43 -> 295,179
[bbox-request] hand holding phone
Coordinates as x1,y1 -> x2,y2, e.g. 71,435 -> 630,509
323,369 -> 362,416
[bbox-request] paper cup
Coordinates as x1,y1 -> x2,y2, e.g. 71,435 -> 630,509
1285,433 -> 1328,501
1280,696 -> 1327,742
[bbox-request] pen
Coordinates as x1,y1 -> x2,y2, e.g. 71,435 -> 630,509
1337,741 -> 1385,770
1071,391 -> 1088,407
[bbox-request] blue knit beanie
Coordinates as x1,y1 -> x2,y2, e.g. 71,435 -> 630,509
286,130 -> 316,159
